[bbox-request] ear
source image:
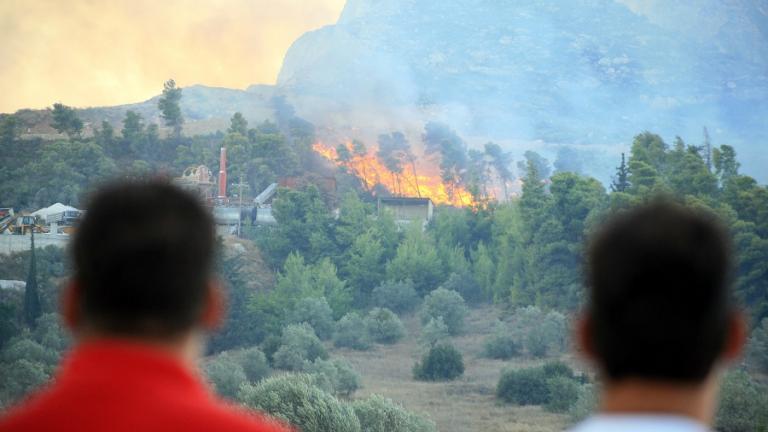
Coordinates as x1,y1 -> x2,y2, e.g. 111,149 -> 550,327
61,280 -> 81,331
721,310 -> 748,363
201,280 -> 226,331
574,312 -> 597,362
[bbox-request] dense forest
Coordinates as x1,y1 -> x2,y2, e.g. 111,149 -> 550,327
1,82 -> 767,431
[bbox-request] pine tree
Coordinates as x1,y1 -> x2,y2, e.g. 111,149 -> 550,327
158,79 -> 184,138
228,112 -> 248,136
610,153 -> 630,192
51,103 -> 84,138
23,230 -> 42,328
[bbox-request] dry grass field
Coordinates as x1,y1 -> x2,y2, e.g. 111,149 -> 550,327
333,306 -> 578,432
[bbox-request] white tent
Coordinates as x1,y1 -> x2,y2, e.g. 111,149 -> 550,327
31,203 -> 80,219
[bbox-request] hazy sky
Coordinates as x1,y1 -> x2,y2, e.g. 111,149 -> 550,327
0,0 -> 345,113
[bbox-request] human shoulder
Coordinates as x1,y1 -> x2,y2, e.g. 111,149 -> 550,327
568,415 -> 710,432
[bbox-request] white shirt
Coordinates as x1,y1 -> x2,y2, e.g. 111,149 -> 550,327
569,415 -> 710,432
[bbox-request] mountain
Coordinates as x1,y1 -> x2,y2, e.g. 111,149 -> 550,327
278,0 -> 768,179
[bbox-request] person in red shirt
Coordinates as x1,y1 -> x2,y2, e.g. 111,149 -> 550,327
0,181 -> 290,432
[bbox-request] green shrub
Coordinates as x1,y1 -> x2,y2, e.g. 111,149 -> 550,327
0,359 -> 50,404
496,367 -> 549,405
238,374 -> 361,432
204,352 -> 248,399
273,323 -> 328,371
352,394 -> 436,432
482,321 -> 519,360
413,344 -> 464,381
441,272 -> 484,305
261,334 -> 282,366
512,306 -> 568,357
305,358 -> 361,397
334,312 -> 371,350
371,280 -> 420,315
497,362 -> 583,409
234,347 -> 271,383
747,318 -> 768,373
569,384 -> 597,423
419,317 -> 450,347
1,337 -> 59,367
715,369 -> 768,432
419,288 -> 467,335
365,308 -> 406,344
545,376 -> 581,413
33,313 -> 70,352
542,360 -> 576,380
288,297 -> 335,340
333,359 -> 363,397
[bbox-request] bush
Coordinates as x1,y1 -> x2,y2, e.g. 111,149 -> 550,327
334,312 -> 371,350
545,376 -> 581,413
273,323 -> 328,371
261,334 -> 282,366
419,288 -> 467,336
287,297 -> 335,340
234,347 -> 271,383
569,384 -> 597,423
352,394 -> 436,432
747,318 -> 768,373
542,360 -> 576,380
512,306 -> 568,357
715,370 -> 768,432
238,374 -> 361,432
482,321 -> 519,360
0,359 -> 50,404
1,337 -> 59,368
413,344 -> 464,381
204,353 -> 248,399
497,362 -> 582,408
305,358 -> 361,397
33,313 -> 70,352
365,308 -> 406,344
371,280 -> 420,315
496,367 -> 549,405
419,317 -> 450,347
441,272 -> 484,305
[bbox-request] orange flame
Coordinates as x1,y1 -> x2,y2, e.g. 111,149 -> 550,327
313,141 -> 476,207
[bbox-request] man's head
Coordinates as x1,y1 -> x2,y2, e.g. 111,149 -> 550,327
66,180 -> 221,340
580,200 -> 744,384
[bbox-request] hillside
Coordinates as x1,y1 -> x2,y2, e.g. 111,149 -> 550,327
12,84 -> 276,139
5,0 -> 768,182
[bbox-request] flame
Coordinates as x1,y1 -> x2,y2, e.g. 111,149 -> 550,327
313,141 -> 476,207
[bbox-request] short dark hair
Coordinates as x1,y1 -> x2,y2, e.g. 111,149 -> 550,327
72,180 -> 215,338
586,200 -> 733,382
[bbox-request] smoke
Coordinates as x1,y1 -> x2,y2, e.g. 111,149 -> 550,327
0,0 -> 345,113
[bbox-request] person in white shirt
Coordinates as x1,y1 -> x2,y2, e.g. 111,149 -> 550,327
570,201 -> 747,432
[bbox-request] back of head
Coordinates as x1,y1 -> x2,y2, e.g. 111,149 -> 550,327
586,200 -> 733,383
72,180 -> 215,338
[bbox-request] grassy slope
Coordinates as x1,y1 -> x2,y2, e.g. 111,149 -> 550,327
333,306 -> 574,432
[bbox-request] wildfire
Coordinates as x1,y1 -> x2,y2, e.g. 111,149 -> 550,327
313,141 -> 476,207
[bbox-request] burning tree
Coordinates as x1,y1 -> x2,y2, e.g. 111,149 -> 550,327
376,132 -> 420,197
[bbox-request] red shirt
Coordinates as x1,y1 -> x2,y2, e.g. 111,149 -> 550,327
0,341 -> 290,432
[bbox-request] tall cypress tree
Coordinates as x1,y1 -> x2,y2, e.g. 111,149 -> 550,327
611,153 -> 630,192
23,229 -> 42,328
